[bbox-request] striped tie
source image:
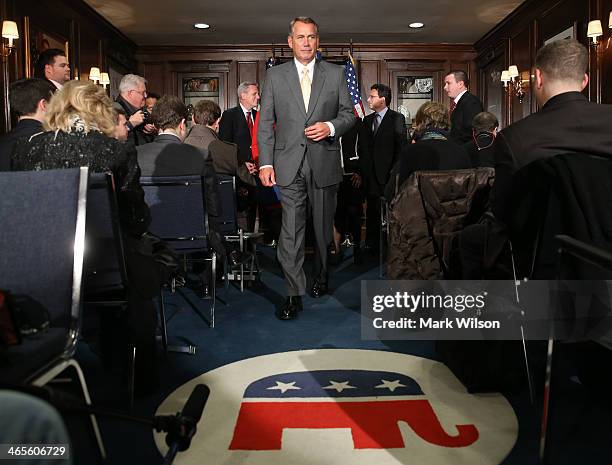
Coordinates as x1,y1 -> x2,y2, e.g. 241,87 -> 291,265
300,68 -> 311,111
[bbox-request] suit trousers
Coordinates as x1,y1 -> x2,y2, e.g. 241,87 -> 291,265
277,154 -> 338,296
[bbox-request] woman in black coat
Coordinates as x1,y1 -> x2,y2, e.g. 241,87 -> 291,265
12,80 -> 171,391
385,101 -> 471,200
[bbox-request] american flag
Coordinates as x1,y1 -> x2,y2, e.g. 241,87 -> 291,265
344,54 -> 365,119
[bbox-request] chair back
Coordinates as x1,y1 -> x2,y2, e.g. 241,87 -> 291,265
216,174 -> 238,236
506,153 -> 612,279
140,175 -> 209,251
387,167 -> 495,279
84,172 -> 129,293
0,167 -> 88,331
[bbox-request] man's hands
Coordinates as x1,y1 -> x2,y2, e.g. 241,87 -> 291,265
143,123 -> 157,134
259,166 -> 276,186
351,173 -> 362,188
305,122 -> 331,141
128,110 -> 145,127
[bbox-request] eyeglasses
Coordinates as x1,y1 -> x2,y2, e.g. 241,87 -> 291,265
130,89 -> 147,98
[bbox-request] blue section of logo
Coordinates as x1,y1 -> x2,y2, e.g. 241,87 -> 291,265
243,370 -> 423,398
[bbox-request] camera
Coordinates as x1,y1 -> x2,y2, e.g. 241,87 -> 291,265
142,107 -> 153,125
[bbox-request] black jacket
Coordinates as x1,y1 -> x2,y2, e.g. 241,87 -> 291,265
385,134 -> 471,200
11,129 -> 150,237
450,91 -> 483,144
136,134 -> 220,218
492,91 -> 612,217
0,119 -> 44,171
115,95 -> 152,146
219,106 -> 256,163
358,108 -> 408,194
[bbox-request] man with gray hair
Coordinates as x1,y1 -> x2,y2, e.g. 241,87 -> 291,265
114,73 -> 156,146
219,81 -> 260,231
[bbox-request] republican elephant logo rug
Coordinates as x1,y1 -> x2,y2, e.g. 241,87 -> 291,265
154,349 -> 518,464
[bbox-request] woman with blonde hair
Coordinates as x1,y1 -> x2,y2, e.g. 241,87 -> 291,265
384,101 -> 470,199
12,80 -> 170,393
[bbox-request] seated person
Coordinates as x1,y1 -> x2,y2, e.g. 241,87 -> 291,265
463,111 -> 498,168
184,99 -> 257,186
137,95 -> 225,259
12,80 -> 175,391
385,101 -> 471,200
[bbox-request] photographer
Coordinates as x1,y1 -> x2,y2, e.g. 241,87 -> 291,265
114,74 -> 157,145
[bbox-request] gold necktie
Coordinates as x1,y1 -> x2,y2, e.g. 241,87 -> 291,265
300,68 -> 311,111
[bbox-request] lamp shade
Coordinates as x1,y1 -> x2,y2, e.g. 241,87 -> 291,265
88,67 -> 101,81
1,21 -> 19,40
587,20 -> 603,38
508,65 -> 519,78
609,11 -> 612,29
501,70 -> 511,82
99,72 -> 110,86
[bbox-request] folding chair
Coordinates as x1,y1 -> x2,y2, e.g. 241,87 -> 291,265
84,173 -> 195,408
0,167 -> 106,459
140,175 -> 219,327
217,174 -> 263,291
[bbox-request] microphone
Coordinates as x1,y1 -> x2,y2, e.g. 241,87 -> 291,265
160,384 -> 210,452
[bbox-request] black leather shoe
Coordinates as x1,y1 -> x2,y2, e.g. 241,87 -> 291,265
310,280 -> 328,298
276,296 -> 302,320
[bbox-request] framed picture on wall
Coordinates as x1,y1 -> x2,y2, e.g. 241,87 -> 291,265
544,23 -> 576,45
23,17 -> 69,79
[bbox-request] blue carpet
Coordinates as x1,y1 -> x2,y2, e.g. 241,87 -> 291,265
71,246 -> 609,465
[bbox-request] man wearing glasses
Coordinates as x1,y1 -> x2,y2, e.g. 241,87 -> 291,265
115,74 -> 157,145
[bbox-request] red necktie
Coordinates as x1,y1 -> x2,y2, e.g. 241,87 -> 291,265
449,99 -> 456,115
246,112 -> 254,138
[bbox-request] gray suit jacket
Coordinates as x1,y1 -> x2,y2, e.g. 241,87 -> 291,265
258,59 -> 355,187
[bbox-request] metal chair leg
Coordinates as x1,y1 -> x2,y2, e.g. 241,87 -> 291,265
67,359 -> 107,460
159,286 -> 197,355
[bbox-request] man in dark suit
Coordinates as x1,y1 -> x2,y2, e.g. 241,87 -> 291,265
0,78 -> 55,171
492,39 -> 612,218
34,48 -> 70,91
358,83 -> 408,252
258,16 -> 355,319
219,82 -> 260,231
461,39 -> 612,277
136,96 -> 222,254
444,70 -> 483,144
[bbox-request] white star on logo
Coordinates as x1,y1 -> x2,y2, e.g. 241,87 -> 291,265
375,379 -> 407,392
323,380 -> 357,393
266,381 -> 301,393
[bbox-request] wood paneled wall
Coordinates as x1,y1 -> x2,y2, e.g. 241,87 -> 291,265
136,44 -> 477,112
0,0 -> 136,132
475,0 -> 612,127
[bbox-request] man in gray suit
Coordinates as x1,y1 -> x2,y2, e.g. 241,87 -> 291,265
258,16 -> 355,320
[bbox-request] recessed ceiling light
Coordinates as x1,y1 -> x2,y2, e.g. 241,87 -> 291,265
409,22 -> 424,29
194,23 -> 210,29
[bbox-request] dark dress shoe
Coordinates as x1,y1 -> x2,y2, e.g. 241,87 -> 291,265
276,296 -> 302,320
310,280 -> 328,298
229,249 -> 243,266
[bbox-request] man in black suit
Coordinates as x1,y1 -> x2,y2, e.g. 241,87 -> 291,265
444,70 -> 483,144
0,78 -> 55,171
461,39 -> 612,277
492,39 -> 612,218
219,82 -> 260,231
136,96 -> 222,256
34,48 -> 70,91
358,83 -> 408,252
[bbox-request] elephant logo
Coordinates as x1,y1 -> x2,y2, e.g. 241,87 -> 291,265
229,370 -> 478,450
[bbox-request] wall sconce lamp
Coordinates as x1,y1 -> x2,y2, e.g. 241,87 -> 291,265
587,13 -> 612,52
1,20 -> 19,59
501,65 -> 530,104
88,67 -> 110,90
99,72 -> 110,89
88,66 -> 100,83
